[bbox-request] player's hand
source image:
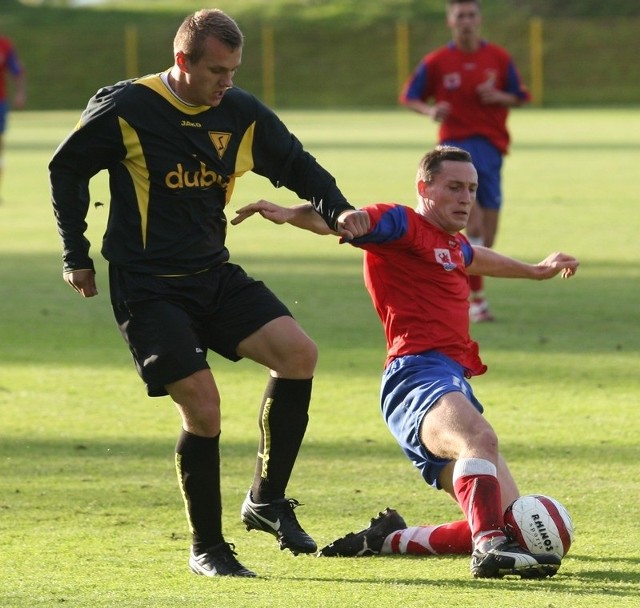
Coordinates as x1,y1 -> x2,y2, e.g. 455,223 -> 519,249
535,252 -> 580,280
336,209 -> 370,241
64,269 -> 98,297
431,101 -> 451,123
476,82 -> 516,106
231,200 -> 293,225
13,91 -> 26,110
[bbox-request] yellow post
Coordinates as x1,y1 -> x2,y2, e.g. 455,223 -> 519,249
124,24 -> 138,79
529,17 -> 544,106
396,20 -> 410,94
261,24 -> 276,107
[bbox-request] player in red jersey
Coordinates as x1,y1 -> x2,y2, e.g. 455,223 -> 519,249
232,146 -> 578,578
399,0 -> 530,322
0,34 -> 26,198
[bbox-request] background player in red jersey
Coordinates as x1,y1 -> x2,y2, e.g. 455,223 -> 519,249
0,33 -> 26,199
399,0 -> 530,322
50,9 -> 368,579
232,146 -> 578,578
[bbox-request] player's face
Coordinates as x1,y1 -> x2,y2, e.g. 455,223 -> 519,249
418,160 -> 478,234
447,2 -> 482,47
179,36 -> 242,107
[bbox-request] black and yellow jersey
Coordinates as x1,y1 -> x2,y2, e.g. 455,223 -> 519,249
50,72 -> 354,275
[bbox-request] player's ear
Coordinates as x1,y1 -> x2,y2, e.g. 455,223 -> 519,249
417,179 -> 429,198
176,51 -> 189,73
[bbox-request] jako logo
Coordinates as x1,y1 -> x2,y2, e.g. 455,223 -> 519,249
165,162 -> 226,189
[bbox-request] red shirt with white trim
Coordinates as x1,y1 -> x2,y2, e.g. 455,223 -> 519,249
350,203 -> 486,376
400,41 -> 530,154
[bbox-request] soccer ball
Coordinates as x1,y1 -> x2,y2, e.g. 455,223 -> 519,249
504,494 -> 574,558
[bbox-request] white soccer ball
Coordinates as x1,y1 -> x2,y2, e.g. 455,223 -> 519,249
504,494 -> 574,558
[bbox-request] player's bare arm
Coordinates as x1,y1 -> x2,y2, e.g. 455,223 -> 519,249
402,99 -> 451,123
468,246 -> 579,280
233,201 -> 370,240
232,200 -> 333,234
476,83 -> 521,107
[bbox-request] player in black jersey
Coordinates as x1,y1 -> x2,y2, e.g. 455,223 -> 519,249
50,9 -> 369,578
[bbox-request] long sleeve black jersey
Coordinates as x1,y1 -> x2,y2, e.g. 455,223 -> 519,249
50,73 -> 354,275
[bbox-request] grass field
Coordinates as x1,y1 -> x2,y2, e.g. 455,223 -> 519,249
0,108 -> 639,607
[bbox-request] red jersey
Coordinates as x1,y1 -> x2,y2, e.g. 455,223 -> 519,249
399,41 -> 530,154
350,203 -> 486,376
0,36 -> 23,101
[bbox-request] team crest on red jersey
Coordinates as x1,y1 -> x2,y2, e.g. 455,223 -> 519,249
443,72 -> 461,90
435,248 -> 457,271
209,131 -> 231,159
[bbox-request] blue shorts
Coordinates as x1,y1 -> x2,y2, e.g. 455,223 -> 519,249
442,136 -> 503,210
380,351 -> 484,489
0,101 -> 8,133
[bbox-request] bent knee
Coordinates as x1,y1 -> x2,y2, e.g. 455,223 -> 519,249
472,425 -> 499,456
280,335 -> 318,377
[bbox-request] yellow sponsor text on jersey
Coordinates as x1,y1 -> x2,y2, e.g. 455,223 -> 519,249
165,162 -> 226,189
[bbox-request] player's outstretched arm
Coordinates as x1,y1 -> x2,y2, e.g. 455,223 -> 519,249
232,200 -> 371,240
232,200 -> 334,234
533,251 -> 580,279
468,247 -> 579,280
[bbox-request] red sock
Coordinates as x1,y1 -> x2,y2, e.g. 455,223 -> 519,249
385,520 -> 472,555
469,274 -> 483,295
429,520 -> 473,553
453,458 -> 505,547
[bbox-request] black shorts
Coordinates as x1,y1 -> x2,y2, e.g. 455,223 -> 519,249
109,263 -> 292,397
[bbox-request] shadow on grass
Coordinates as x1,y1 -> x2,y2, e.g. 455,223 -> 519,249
2,435 -> 638,602
278,566 -> 640,597
1,435 -> 637,470
0,435 -> 402,464
0,252 -> 638,371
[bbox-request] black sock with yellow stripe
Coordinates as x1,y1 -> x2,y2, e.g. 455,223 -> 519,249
175,430 -> 223,553
250,377 -> 312,503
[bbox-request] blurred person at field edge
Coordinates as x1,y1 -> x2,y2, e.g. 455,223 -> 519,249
231,146 -> 578,578
0,34 -> 26,198
399,0 -> 530,322
49,8 -> 369,579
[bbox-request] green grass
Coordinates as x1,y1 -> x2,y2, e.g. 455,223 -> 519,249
6,0 -> 640,109
0,108 -> 639,607
17,0 -> 640,18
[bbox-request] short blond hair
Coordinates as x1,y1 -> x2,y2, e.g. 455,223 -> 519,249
173,9 -> 244,63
